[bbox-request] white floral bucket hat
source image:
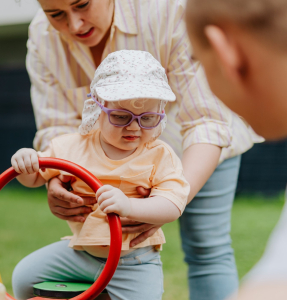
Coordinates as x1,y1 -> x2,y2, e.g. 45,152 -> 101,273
79,50 -> 176,136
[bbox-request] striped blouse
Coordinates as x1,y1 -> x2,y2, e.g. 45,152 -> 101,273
26,0 -> 263,162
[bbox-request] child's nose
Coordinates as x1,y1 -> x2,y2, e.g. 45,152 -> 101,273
126,119 -> 140,130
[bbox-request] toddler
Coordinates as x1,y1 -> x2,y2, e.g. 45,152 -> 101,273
11,50 -> 189,300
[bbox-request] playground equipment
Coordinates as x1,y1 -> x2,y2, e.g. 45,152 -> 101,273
0,158 -> 122,300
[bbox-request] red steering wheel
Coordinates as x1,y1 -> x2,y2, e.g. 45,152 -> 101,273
0,157 -> 122,300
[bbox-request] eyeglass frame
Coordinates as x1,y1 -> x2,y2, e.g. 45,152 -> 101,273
88,93 -> 166,130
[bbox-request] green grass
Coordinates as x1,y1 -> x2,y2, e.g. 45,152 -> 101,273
0,186 -> 285,300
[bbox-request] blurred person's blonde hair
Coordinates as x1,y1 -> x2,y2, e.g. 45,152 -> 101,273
186,0 -> 287,49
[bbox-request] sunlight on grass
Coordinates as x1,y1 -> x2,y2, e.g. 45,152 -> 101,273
0,185 -> 285,300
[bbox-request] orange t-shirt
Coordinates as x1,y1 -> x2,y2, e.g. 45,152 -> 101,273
39,129 -> 189,251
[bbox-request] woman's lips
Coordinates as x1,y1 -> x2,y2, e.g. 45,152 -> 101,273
76,27 -> 95,38
123,136 -> 140,141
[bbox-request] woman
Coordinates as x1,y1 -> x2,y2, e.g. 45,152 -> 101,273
12,0 -> 262,299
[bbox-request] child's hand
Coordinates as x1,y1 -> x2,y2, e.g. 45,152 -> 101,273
96,185 -> 132,217
11,148 -> 40,174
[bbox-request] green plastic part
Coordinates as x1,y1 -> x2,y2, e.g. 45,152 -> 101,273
34,282 -> 92,292
33,281 -> 93,299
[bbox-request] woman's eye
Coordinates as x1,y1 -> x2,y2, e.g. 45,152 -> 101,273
51,11 -> 63,18
77,1 -> 89,9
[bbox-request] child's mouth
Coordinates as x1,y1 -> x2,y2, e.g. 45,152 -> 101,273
123,136 -> 140,141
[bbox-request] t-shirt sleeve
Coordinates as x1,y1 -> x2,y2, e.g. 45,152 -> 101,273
149,145 -> 190,214
37,141 -> 61,181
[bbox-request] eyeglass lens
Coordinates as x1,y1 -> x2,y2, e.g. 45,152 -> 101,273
109,111 -> 160,128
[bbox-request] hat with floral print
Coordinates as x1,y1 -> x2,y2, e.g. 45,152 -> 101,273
90,50 -> 176,102
79,50 -> 175,136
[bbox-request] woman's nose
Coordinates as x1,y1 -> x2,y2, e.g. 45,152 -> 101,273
126,119 -> 140,130
68,13 -> 84,33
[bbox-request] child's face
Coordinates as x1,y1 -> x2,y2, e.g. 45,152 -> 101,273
99,99 -> 161,152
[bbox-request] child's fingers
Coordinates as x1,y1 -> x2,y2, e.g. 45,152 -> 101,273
97,190 -> 115,205
103,204 -> 118,215
23,155 -> 36,174
31,153 -> 40,172
11,158 -> 21,174
96,185 -> 114,200
17,157 -> 28,174
98,198 -> 115,212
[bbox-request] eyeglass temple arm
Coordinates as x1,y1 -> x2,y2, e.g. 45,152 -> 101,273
87,93 -> 105,109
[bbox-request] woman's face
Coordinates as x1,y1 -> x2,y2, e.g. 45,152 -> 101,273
38,0 -> 114,47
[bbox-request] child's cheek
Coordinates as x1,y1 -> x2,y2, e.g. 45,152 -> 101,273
142,129 -> 156,143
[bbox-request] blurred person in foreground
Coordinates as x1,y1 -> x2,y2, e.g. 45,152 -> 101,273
185,0 -> 287,299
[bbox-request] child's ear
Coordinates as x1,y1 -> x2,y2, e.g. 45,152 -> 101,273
204,25 -> 245,82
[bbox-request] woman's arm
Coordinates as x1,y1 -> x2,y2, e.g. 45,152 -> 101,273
27,27 -> 82,152
165,3 -> 231,200
182,144 -> 222,204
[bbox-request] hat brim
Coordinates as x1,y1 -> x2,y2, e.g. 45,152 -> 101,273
95,83 -> 176,102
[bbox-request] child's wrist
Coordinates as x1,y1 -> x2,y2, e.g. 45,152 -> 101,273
125,197 -> 133,219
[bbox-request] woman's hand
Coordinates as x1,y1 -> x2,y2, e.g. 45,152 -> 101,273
48,180 -> 161,245
47,176 -> 96,223
120,218 -> 163,247
96,185 -> 132,217
11,148 -> 39,174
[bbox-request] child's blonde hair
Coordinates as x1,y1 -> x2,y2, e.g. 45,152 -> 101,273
186,0 -> 287,49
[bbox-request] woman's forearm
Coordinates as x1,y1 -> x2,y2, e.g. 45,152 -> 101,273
127,196 -> 181,224
182,144 -> 222,204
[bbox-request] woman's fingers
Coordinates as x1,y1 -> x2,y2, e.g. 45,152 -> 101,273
49,177 -> 85,205
53,204 -> 92,218
53,212 -> 88,223
47,177 -> 96,222
136,186 -> 151,197
119,217 -> 143,226
48,197 -> 89,209
129,225 -> 162,247
122,222 -> 155,233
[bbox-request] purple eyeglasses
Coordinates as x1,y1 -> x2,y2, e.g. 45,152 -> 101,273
88,93 -> 166,129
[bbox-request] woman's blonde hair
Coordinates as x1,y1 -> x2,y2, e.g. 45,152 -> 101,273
186,0 -> 287,49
